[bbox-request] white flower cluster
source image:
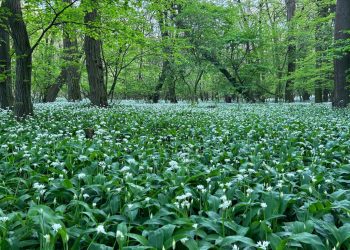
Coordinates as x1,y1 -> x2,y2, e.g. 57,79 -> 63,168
174,192 -> 192,209
256,241 -> 270,250
219,195 -> 232,210
33,182 -> 46,195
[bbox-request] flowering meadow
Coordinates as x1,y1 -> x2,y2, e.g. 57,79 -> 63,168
1,102 -> 350,250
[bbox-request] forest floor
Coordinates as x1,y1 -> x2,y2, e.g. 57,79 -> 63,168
0,102 -> 349,249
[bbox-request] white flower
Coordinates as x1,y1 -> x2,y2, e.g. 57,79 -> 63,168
78,155 -> 88,161
120,166 -> 130,172
192,223 -> 198,229
169,160 -> 179,169
246,188 -> 254,195
52,223 -> 62,233
232,245 -> 239,250
83,193 -> 90,199
0,216 -> 9,222
33,182 -> 45,190
260,202 -> 267,209
44,234 -> 50,243
256,241 -> 270,250
77,173 -> 86,179
180,237 -> 188,244
219,200 -> 232,210
116,230 -> 124,239
96,224 -> 106,234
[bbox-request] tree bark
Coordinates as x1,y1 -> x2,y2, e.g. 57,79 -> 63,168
43,70 -> 66,102
42,0 -> 81,103
333,0 -> 350,108
315,1 -> 327,103
64,34 -> 81,101
285,0 -> 296,103
168,79 -> 177,103
0,2 -> 13,109
5,0 -> 33,118
152,12 -> 174,103
84,8 -> 108,107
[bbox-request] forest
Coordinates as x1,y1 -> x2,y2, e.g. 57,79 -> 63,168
1,0 -> 350,250
0,0 -> 349,116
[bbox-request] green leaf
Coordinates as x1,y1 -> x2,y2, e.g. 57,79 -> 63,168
127,233 -> 149,246
289,233 -> 326,250
218,236 -> 256,247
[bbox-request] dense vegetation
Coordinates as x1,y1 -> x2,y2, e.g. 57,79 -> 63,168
1,0 -> 350,249
0,0 -> 350,118
1,102 -> 350,249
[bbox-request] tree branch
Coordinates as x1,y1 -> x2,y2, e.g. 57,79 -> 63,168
30,0 -> 78,53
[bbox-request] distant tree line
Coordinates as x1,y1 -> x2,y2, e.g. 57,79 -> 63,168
0,0 -> 349,119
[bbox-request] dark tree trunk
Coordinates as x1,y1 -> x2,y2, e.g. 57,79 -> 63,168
224,95 -> 233,103
323,89 -> 330,102
302,91 -> 310,102
64,34 -> 81,101
333,0 -> 350,108
43,0 -> 81,103
43,70 -> 66,102
43,33 -> 81,102
152,11 -> 173,104
285,0 -> 296,103
0,3 -> 14,109
5,0 -> 33,118
168,79 -> 177,103
315,1 -> 332,103
84,8 -> 108,107
152,59 -> 170,103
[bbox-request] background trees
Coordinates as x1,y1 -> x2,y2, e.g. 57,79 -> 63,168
0,1 -> 13,109
2,0 -> 350,116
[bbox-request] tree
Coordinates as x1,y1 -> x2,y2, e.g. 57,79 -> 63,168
333,0 -> 350,107
4,0 -> 78,117
285,0 -> 296,102
0,1 -> 13,109
84,5 -> 108,107
43,0 -> 82,102
151,2 -> 177,103
43,27 -> 82,102
5,0 -> 33,117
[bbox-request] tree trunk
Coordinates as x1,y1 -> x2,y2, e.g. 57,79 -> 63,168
43,70 -> 66,102
0,2 -> 14,109
84,8 -> 108,107
285,0 -> 296,103
152,11 -> 173,104
5,0 -> 33,118
302,91 -> 310,102
43,33 -> 81,102
168,79 -> 177,103
42,0 -> 81,103
323,89 -> 330,102
315,1 -> 331,103
64,34 -> 81,101
333,0 -> 350,108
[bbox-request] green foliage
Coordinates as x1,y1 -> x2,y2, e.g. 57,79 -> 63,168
1,102 -> 350,248
20,0 -> 337,101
